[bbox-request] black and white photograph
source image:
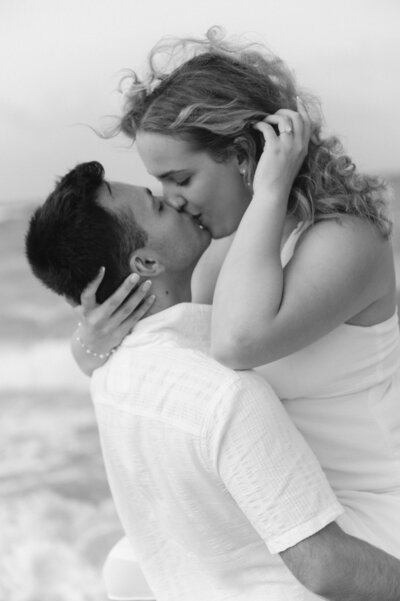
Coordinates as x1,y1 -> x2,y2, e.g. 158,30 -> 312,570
1,1 -> 400,600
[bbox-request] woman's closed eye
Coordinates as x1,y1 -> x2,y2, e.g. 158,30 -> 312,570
157,173 -> 191,187
176,177 -> 191,187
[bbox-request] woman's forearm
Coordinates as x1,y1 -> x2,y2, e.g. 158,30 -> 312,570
71,329 -> 109,376
211,102 -> 315,367
211,190 -> 287,367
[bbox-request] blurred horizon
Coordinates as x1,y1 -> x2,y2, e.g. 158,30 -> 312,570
3,171 -> 399,208
1,0 -> 400,204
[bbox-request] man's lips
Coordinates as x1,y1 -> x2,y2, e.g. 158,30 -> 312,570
178,208 -> 211,235
187,212 -> 208,232
192,214 -> 205,230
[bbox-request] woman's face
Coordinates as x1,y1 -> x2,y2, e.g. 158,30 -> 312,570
136,131 -> 253,239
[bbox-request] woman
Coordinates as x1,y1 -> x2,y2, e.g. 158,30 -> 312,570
73,28 -> 400,598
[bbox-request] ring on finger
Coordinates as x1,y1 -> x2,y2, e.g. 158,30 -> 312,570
280,127 -> 293,135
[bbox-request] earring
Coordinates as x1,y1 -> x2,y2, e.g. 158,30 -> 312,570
240,169 -> 251,187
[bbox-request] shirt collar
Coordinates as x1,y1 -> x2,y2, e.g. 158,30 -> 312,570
120,303 -> 212,352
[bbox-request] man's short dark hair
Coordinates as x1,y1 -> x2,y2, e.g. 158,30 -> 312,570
25,161 -> 148,304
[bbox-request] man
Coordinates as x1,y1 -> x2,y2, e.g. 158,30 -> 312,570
26,161 -> 400,601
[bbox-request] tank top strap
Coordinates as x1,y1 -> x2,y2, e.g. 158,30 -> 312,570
280,221 -> 311,267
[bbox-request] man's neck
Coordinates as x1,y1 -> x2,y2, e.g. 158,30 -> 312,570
144,272 -> 193,318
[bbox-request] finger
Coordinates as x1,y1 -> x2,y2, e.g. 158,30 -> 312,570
269,109 -> 306,137
264,114 -> 294,135
267,108 -> 303,121
80,266 -> 105,310
106,279 -> 153,327
100,273 -> 143,320
296,97 -> 312,139
120,295 -> 156,336
253,121 -> 280,145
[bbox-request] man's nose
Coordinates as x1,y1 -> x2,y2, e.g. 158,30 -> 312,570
164,194 -> 187,212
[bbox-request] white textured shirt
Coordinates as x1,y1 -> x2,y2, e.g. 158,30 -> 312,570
91,303 -> 343,601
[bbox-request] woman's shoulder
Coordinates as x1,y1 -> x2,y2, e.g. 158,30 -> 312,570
292,215 -> 394,289
292,216 -> 396,325
297,215 -> 391,259
310,213 -> 387,235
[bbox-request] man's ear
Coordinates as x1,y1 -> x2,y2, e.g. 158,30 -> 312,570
129,248 -> 165,278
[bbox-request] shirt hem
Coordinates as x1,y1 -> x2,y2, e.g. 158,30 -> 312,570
267,502 -> 344,554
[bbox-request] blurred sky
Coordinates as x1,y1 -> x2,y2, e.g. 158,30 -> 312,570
1,0 -> 399,203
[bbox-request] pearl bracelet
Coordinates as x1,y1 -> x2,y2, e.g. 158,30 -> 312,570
75,324 -> 116,360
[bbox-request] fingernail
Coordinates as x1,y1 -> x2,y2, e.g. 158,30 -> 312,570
142,280 -> 152,291
148,294 -> 156,302
99,266 -> 105,275
129,273 -> 139,283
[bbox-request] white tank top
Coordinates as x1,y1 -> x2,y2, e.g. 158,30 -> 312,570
256,221 -> 400,557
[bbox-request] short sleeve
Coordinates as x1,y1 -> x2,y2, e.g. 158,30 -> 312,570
204,372 -> 343,554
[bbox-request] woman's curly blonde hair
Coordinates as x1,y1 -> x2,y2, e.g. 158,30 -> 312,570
112,27 -> 391,237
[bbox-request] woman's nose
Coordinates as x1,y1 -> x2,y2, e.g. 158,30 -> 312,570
164,194 -> 187,212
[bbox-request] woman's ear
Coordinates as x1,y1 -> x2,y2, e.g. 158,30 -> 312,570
232,135 -> 255,188
233,134 -> 257,177
232,135 -> 250,169
129,249 -> 165,278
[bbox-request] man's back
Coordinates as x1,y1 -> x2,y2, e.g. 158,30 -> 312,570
91,304 -> 342,601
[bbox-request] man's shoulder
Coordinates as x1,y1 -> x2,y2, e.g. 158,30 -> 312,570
91,343 -> 250,428
95,342 -> 273,398
104,343 -> 239,392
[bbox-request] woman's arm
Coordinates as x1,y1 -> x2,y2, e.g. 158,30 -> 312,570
212,204 -> 392,369
211,107 -> 394,368
71,269 -> 155,376
71,326 -> 108,376
191,235 -> 235,304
